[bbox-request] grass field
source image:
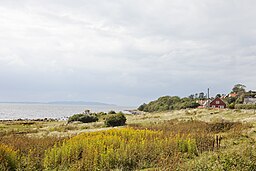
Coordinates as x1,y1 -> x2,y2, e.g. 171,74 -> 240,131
1,109 -> 256,170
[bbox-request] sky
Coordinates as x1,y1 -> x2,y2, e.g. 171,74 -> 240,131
0,0 -> 256,106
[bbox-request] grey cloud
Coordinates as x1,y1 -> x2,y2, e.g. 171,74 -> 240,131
0,0 -> 256,105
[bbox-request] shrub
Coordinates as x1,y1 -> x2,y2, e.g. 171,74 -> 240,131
228,103 -> 235,109
68,114 -> 98,123
138,103 -> 146,111
0,144 -> 17,171
104,113 -> 126,127
206,120 -> 245,133
235,104 -> 256,109
108,110 -> 116,114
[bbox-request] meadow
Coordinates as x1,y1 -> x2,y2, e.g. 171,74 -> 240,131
1,109 -> 256,170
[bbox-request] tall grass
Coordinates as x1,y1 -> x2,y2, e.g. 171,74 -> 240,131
0,135 -> 64,170
0,144 -> 17,171
44,128 -> 203,170
178,144 -> 256,171
0,119 -> 251,170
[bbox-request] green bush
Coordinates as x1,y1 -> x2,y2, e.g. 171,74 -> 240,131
228,103 -> 235,109
68,114 -> 98,123
138,103 -> 146,111
235,104 -> 256,109
108,110 -> 116,114
104,113 -> 126,127
0,144 -> 17,171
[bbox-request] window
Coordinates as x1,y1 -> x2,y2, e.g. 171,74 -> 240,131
216,101 -> 220,104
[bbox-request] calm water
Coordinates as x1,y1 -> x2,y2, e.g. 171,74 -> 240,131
0,103 -> 134,120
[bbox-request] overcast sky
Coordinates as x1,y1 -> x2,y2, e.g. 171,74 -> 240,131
0,0 -> 256,106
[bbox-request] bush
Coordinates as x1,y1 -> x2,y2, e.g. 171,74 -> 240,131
68,114 -> 98,123
228,103 -> 235,109
0,144 -> 17,171
104,113 -> 126,127
108,110 -> 116,114
138,103 -> 146,111
235,104 -> 256,109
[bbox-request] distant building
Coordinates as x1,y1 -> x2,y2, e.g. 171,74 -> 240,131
203,100 -> 211,108
196,100 -> 206,106
226,93 -> 237,98
244,97 -> 256,104
196,99 -> 211,108
210,97 -> 226,109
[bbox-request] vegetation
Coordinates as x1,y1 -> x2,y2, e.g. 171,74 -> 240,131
138,96 -> 200,112
0,109 -> 256,170
43,121 -> 220,171
225,84 -> 256,108
138,84 -> 256,112
108,110 -> 116,114
104,112 -> 127,127
68,114 -> 98,123
235,104 -> 256,109
0,144 -> 17,171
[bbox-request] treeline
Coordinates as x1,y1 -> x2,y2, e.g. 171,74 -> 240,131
138,96 -> 200,112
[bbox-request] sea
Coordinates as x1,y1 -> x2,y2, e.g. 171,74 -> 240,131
0,103 -> 135,120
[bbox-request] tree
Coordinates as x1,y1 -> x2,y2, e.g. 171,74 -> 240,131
138,103 -> 147,111
199,92 -> 205,99
195,93 -> 198,99
189,94 -> 195,99
232,84 -> 246,94
231,84 -> 246,104
108,110 -> 116,114
226,97 -> 236,104
216,94 -> 221,98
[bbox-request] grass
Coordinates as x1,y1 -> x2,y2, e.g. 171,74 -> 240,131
0,109 -> 256,170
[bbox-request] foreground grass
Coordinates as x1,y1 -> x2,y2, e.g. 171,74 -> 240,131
0,109 -> 256,170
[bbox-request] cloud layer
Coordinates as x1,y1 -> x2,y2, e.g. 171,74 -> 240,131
0,0 -> 256,105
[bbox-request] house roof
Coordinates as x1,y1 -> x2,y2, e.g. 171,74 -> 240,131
210,97 -> 226,105
228,93 -> 237,98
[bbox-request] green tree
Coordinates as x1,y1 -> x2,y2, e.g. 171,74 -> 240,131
232,84 -> 246,94
108,110 -> 116,114
216,94 -> 221,98
188,94 -> 194,99
199,92 -> 205,99
138,103 -> 146,111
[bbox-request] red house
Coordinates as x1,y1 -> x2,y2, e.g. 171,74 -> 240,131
210,97 -> 226,109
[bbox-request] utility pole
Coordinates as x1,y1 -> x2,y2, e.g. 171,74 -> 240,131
207,88 -> 210,108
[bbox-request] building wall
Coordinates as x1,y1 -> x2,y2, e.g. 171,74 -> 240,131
210,98 -> 226,108
244,97 -> 256,104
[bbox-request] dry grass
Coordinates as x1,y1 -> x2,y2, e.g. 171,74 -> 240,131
0,109 -> 256,170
